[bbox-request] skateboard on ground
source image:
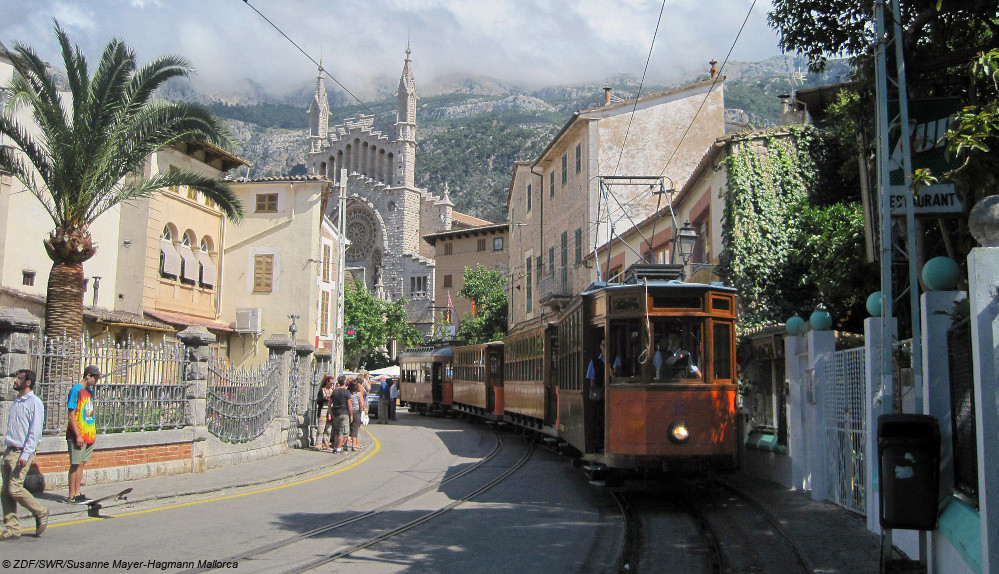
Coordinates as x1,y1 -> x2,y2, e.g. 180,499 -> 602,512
79,488 -> 133,517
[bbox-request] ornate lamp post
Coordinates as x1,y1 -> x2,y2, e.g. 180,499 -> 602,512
673,222 -> 698,280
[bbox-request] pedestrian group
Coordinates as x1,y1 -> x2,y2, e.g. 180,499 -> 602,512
315,371 -> 397,453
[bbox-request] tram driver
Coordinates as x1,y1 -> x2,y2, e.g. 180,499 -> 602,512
655,329 -> 702,380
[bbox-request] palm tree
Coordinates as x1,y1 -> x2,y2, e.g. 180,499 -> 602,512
0,22 -> 243,339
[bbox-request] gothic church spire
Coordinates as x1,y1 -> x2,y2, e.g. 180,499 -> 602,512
309,65 -> 330,142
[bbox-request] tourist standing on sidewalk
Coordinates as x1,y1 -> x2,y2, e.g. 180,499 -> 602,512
1,369 -> 48,540
67,365 -> 99,503
377,376 -> 391,423
316,374 -> 335,450
328,376 -> 352,453
347,380 -> 364,451
388,377 -> 399,420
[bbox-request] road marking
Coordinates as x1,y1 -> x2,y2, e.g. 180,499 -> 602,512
49,428 -> 382,529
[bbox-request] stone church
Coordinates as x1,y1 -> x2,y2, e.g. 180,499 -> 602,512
306,47 -> 453,335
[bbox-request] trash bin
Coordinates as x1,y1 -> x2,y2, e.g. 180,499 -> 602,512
877,414 -> 941,530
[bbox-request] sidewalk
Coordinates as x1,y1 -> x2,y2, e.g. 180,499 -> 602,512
721,473 -> 883,573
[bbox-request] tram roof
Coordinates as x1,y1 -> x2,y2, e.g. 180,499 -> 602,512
580,281 -> 737,296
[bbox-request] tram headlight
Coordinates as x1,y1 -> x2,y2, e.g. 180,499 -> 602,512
669,423 -> 690,444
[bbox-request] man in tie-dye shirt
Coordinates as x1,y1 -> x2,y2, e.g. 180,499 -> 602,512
66,365 -> 100,504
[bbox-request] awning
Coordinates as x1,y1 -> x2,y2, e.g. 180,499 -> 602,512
145,309 -> 234,333
160,239 -> 182,277
177,245 -> 200,283
195,250 -> 217,287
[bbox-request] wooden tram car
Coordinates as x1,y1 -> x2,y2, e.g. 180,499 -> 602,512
399,274 -> 739,475
451,342 -> 504,420
398,345 -> 453,414
556,281 -> 739,473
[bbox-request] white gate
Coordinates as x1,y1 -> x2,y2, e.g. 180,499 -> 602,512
825,347 -> 867,514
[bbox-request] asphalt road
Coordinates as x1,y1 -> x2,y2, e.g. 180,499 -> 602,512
14,413 -> 621,573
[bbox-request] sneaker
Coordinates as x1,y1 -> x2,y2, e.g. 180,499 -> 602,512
35,509 -> 48,537
333,448 -> 343,453
0,529 -> 19,540
69,494 -> 91,504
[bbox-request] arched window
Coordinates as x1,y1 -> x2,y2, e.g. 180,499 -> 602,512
178,231 -> 199,284
159,226 -> 181,278
197,237 -> 217,289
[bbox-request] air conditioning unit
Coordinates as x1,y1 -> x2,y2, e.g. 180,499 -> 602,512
235,308 -> 262,334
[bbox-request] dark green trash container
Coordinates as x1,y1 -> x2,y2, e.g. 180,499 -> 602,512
877,414 -> 941,530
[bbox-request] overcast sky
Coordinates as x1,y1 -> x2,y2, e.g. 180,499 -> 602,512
1,0 -> 783,98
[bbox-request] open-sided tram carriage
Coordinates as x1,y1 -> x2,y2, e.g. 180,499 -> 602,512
398,345 -> 453,414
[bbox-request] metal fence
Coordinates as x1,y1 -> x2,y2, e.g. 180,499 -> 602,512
26,333 -> 188,435
206,357 -> 278,443
948,318 -> 978,504
825,346 -> 867,515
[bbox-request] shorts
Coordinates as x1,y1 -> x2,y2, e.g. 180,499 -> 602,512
349,417 -> 361,438
334,414 -> 351,437
67,439 -> 95,465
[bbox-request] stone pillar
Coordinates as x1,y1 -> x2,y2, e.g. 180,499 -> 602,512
0,309 -> 41,435
969,245 -> 999,574
291,342 -> 315,448
178,326 -> 214,472
264,334 -> 294,445
806,329 -> 835,502
785,333 -> 807,491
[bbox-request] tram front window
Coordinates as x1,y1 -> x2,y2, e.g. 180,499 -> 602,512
652,318 -> 702,380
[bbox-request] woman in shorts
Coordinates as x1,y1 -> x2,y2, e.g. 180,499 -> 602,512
348,380 -> 364,451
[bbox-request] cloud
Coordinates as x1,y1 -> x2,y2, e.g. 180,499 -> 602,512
1,0 -> 781,98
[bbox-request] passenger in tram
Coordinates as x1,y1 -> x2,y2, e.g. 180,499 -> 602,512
586,337 -> 606,401
655,332 -> 701,379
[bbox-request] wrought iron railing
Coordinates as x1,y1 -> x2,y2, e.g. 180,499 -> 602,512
206,359 -> 277,443
24,333 -> 188,435
537,266 -> 575,302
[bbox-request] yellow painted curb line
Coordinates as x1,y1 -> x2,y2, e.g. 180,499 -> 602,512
50,427 -> 382,529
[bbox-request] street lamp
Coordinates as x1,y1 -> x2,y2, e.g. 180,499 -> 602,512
673,222 -> 698,278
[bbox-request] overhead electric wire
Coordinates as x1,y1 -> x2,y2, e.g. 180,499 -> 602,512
240,0 -> 397,134
657,0 -> 758,179
611,0 -> 669,176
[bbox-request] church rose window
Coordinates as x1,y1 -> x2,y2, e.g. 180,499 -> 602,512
345,206 -> 379,261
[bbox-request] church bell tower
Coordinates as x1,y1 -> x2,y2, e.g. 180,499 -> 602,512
395,45 -> 417,188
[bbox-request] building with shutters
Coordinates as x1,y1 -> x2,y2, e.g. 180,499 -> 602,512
220,176 -> 344,366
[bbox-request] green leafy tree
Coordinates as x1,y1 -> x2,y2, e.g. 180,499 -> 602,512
343,283 -> 421,369
455,265 -> 508,344
768,0 -> 998,76
0,23 -> 242,338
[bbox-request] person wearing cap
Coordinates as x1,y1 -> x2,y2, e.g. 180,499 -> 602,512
1,369 -> 48,539
66,365 -> 100,503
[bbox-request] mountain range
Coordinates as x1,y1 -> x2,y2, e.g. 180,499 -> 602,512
161,55 -> 852,222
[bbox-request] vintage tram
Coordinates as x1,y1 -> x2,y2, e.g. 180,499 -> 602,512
398,345 -> 453,414
398,274 -> 739,474
556,280 -> 740,473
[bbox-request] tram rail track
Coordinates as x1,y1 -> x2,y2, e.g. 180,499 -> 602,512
614,478 -> 810,574
178,434 -> 535,574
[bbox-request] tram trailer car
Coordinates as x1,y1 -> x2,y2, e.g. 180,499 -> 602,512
399,345 -> 453,414
451,342 -> 504,420
556,281 -> 740,475
501,321 -> 558,434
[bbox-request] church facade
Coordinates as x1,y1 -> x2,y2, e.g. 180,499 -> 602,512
306,48 -> 452,335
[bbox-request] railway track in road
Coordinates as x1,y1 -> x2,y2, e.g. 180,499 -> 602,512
613,479 -> 810,574
179,435 -> 536,574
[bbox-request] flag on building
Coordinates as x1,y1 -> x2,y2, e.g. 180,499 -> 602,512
446,291 -> 453,324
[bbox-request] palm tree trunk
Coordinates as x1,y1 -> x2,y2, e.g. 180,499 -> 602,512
44,259 -> 86,339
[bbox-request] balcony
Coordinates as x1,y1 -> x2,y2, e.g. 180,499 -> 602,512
537,266 -> 575,310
